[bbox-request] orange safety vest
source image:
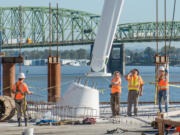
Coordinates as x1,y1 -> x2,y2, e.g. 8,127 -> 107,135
158,76 -> 168,90
111,78 -> 121,94
175,126 -> 180,133
128,76 -> 141,91
12,81 -> 28,100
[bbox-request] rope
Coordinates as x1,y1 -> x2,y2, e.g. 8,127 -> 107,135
155,0 -> 159,105
167,0 -> 177,56
56,3 -> 59,59
156,0 -> 159,54
19,6 -> 22,73
103,77 -> 111,83
169,84 -> 180,88
164,0 -> 167,56
49,3 -> 52,57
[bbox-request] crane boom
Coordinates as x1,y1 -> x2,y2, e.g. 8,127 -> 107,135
87,0 -> 124,76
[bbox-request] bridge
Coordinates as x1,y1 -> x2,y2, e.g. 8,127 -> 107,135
0,7 -> 180,49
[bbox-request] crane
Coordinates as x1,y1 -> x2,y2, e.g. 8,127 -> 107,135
87,0 -> 124,77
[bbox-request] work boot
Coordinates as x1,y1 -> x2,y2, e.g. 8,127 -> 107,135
18,118 -> 22,127
25,118 -> 28,127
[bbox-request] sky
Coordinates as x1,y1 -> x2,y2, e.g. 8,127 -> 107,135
1,0 -> 180,50
1,0 -> 179,23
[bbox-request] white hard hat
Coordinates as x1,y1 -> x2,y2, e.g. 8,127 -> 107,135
18,73 -> 26,79
159,66 -> 165,71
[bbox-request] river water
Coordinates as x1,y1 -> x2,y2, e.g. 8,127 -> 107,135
15,65 -> 180,102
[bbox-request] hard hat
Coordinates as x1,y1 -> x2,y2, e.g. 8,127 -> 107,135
159,66 -> 165,71
18,73 -> 26,79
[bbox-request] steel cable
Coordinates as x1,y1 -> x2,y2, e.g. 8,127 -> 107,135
168,0 -> 177,56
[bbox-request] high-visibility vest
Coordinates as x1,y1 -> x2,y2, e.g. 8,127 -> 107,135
158,77 -> 168,90
175,126 -> 180,133
14,82 -> 25,100
128,76 -> 141,91
111,78 -> 121,94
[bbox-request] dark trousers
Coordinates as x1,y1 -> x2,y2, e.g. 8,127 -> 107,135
110,92 -> 120,116
158,90 -> 168,112
127,90 -> 139,116
15,99 -> 27,119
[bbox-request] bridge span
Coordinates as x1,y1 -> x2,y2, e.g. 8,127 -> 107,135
0,7 -> 180,49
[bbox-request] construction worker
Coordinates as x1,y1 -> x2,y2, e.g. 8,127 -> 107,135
110,71 -> 121,117
11,72 -> 33,127
125,69 -> 144,116
157,66 -> 168,113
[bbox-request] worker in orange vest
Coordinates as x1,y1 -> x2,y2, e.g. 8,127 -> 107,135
175,126 -> 180,133
110,71 -> 121,117
125,69 -> 144,116
11,73 -> 33,127
158,66 -> 168,113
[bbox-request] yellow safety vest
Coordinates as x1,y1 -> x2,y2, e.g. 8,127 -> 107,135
128,76 -> 140,91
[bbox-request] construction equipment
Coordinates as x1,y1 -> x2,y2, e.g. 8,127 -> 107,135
0,96 -> 15,121
27,38 -> 33,44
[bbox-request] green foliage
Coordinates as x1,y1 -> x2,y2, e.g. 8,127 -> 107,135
4,48 -> 89,60
60,49 -> 89,59
3,46 -> 180,66
126,46 -> 180,65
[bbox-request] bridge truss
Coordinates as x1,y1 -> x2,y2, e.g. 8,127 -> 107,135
0,7 -> 180,49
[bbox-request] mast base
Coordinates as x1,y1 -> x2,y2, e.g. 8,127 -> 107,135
86,72 -> 112,77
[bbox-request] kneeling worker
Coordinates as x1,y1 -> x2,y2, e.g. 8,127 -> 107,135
110,71 -> 121,117
11,72 -> 33,127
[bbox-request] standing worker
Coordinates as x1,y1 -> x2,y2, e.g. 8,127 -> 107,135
157,66 -> 168,113
110,71 -> 121,117
125,69 -> 144,116
11,72 -> 33,127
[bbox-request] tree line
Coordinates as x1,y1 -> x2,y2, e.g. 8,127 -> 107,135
4,48 -> 89,60
3,46 -> 180,65
125,46 -> 180,65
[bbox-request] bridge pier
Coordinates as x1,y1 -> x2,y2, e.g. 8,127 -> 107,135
90,44 -> 93,61
2,57 -> 23,97
2,64 -> 15,97
48,57 -> 61,103
108,44 -> 125,75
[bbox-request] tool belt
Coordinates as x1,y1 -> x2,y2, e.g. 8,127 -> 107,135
15,98 -> 25,103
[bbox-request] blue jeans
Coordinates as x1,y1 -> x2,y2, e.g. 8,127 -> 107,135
158,90 -> 168,112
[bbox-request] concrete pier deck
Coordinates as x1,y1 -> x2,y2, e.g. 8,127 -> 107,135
1,104 -> 180,135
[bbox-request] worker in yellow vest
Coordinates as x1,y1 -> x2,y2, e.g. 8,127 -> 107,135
125,69 -> 144,116
157,66 -> 168,113
110,71 -> 121,117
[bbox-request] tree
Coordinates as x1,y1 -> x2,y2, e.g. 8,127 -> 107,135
76,49 -> 88,59
144,47 -> 156,57
143,47 -> 156,64
160,46 -> 176,55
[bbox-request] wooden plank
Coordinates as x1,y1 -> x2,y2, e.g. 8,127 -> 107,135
156,116 -> 165,135
156,118 -> 180,127
164,110 -> 180,117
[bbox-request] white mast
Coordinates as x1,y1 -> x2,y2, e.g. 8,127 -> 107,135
87,0 -> 124,77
